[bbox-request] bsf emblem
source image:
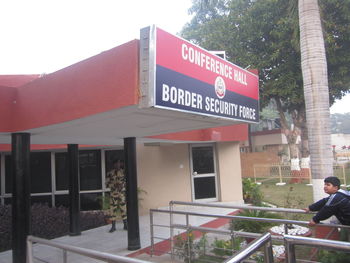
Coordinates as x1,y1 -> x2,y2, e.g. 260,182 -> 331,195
215,76 -> 226,99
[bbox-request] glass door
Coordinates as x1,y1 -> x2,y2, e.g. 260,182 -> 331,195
190,144 -> 218,201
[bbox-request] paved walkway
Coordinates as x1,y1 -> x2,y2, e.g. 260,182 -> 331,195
0,202 -> 242,263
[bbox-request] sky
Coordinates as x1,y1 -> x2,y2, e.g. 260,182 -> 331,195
0,0 -> 193,74
0,0 -> 348,114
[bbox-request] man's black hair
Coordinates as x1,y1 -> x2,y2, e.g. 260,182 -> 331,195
324,176 -> 340,188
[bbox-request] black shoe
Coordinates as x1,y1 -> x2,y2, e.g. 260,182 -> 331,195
109,221 -> 116,233
123,219 -> 128,230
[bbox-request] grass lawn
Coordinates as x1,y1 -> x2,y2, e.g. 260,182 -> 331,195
260,181 -> 314,208
258,169 -> 350,209
258,179 -> 315,221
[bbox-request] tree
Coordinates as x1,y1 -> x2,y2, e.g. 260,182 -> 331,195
181,0 -> 350,175
298,0 -> 333,201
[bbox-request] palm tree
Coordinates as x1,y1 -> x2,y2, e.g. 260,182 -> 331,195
298,0 -> 333,202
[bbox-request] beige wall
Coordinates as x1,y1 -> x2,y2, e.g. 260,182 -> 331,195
216,142 -> 244,203
137,143 -> 192,214
136,141 -> 244,214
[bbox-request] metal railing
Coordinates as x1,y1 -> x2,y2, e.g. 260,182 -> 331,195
169,201 -> 350,233
223,232 -> 274,263
26,235 -> 152,263
149,201 -> 350,262
284,234 -> 350,263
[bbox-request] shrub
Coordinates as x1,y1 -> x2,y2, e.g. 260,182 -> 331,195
230,209 -> 283,233
317,250 -> 350,263
0,203 -> 107,252
0,205 -> 11,252
211,237 -> 243,257
31,203 -> 69,239
174,230 -> 196,263
81,210 -> 107,231
242,178 -> 263,206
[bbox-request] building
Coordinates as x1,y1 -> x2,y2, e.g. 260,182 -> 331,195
0,26 -> 259,260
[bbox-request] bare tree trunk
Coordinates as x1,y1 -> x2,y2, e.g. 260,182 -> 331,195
275,99 -> 300,160
275,99 -> 302,182
293,105 -> 311,181
299,0 -> 333,201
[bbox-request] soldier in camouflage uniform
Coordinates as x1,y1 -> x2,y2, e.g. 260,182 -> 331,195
106,159 -> 127,232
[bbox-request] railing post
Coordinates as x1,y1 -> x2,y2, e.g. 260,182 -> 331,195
264,240 -> 274,263
150,210 -> 154,257
187,225 -> 192,263
230,230 -> 235,256
185,214 -> 192,263
285,239 -> 296,263
26,236 -> 33,263
170,201 -> 174,260
343,165 -> 347,186
284,224 -> 289,235
253,165 -> 257,183
63,250 -> 67,263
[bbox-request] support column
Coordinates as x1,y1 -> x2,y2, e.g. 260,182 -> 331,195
11,133 -> 31,263
68,144 -> 81,236
124,137 -> 141,250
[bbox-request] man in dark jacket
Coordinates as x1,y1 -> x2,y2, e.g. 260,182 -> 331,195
304,176 -> 350,226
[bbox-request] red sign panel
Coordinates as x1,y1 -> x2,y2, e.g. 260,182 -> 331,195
141,26 -> 259,123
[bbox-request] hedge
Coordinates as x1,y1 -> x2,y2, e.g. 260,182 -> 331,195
0,203 -> 107,252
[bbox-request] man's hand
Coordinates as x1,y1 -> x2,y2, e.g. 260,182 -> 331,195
308,219 -> 317,227
303,208 -> 310,213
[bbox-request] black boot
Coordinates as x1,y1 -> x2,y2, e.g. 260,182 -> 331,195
109,221 -> 116,233
123,219 -> 128,230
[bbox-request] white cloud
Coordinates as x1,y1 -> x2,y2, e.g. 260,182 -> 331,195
331,93 -> 350,114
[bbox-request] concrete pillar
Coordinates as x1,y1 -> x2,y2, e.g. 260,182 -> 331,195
68,144 -> 81,236
11,133 -> 31,263
124,137 -> 141,250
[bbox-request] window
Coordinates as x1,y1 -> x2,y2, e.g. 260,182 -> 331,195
194,177 -> 216,199
81,193 -> 102,210
5,155 -> 11,193
31,152 -> 51,193
105,150 -> 124,173
5,152 -> 51,194
80,150 -> 101,190
31,195 -> 52,206
55,152 -> 68,191
56,150 -> 102,191
192,146 -> 214,174
55,194 -> 69,208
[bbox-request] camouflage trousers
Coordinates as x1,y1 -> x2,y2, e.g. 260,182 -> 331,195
109,192 -> 127,221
